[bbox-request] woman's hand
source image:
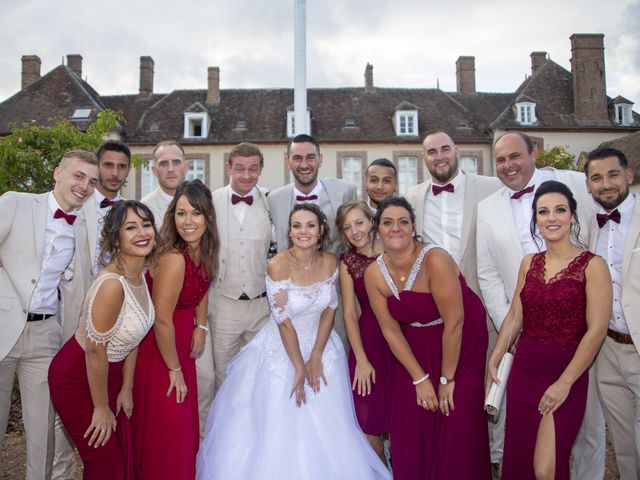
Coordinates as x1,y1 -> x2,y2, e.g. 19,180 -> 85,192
485,356 -> 501,396
84,405 -> 116,448
290,367 -> 307,407
438,382 -> 455,416
352,358 -> 376,396
115,387 -> 133,419
539,379 -> 571,416
306,353 -> 327,394
167,369 -> 187,404
415,379 -> 438,412
190,327 -> 206,359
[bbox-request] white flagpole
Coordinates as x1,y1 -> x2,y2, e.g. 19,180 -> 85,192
293,0 -> 308,134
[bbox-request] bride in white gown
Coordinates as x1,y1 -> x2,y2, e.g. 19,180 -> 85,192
196,204 -> 391,480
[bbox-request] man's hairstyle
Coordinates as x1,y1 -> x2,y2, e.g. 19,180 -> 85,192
286,134 -> 320,156
228,142 -> 264,167
495,132 -> 535,154
584,146 -> 628,175
96,140 -> 131,165
366,158 -> 397,176
60,150 -> 98,167
152,140 -> 185,161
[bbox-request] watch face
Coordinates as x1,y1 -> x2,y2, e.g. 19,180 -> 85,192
440,376 -> 447,385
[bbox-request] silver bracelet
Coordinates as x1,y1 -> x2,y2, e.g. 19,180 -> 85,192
196,323 -> 209,333
412,373 -> 429,385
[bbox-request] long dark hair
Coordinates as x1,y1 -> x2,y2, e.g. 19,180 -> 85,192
287,203 -> 330,251
530,180 -> 583,249
159,179 -> 219,276
99,200 -> 160,269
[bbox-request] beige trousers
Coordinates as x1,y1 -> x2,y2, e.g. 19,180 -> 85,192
0,318 -> 60,480
596,336 -> 640,479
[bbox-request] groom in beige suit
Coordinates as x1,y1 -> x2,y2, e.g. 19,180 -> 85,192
586,146 -> 640,479
0,151 -> 97,480
477,132 -> 599,478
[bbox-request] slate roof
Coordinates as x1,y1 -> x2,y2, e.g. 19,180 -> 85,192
598,131 -> 640,185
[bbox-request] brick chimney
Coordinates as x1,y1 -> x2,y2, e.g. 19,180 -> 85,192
67,54 -> 82,78
530,51 -> 547,75
21,55 -> 41,89
570,34 -> 608,123
139,56 -> 154,98
207,66 -> 220,104
456,56 -> 476,94
364,63 -> 374,93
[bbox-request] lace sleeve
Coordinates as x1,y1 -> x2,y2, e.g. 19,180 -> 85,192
266,275 -> 291,325
328,268 -> 339,311
85,274 -> 125,345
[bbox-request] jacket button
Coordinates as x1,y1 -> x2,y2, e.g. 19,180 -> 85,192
31,279 -> 36,284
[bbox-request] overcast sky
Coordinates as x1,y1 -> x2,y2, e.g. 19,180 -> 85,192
1,0 -> 638,106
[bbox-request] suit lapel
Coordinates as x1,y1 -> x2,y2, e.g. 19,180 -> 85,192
413,181 -> 430,236
496,188 -> 523,258
83,197 -> 99,264
33,193 -> 48,260
460,175 -> 476,256
622,202 -> 640,282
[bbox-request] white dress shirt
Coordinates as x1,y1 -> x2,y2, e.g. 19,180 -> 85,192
595,193 -> 636,334
93,190 -> 122,276
293,183 -> 324,205
29,193 -> 76,314
508,169 -> 556,254
422,170 -> 465,263
229,186 -> 257,224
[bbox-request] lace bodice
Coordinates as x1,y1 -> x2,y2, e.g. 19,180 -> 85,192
75,272 -> 154,362
341,248 -> 378,310
520,251 -> 595,349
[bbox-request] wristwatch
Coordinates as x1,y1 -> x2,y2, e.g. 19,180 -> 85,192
439,376 -> 455,385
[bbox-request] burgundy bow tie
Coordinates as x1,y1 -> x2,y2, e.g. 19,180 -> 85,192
54,208 -> 77,225
231,194 -> 253,206
511,185 -> 535,200
432,183 -> 454,195
597,209 -> 621,228
296,194 -> 318,202
100,197 -> 116,209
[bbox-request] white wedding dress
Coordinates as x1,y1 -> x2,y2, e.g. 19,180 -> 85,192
196,270 -> 391,480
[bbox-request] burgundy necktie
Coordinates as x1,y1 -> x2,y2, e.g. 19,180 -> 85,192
54,208 -> 77,225
511,185 -> 535,200
432,183 -> 454,195
296,195 -> 318,202
231,194 -> 254,206
596,209 -> 621,228
100,197 -> 115,209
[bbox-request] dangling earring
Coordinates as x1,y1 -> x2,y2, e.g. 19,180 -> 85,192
114,242 -> 120,257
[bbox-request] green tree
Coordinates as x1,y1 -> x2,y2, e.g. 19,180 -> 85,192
535,145 -> 576,171
0,110 -> 123,194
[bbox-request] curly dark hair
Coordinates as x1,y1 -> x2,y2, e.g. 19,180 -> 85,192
287,203 -> 330,251
99,200 -> 160,269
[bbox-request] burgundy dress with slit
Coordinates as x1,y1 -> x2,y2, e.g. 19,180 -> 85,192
131,250 -> 211,480
342,248 -> 394,436
381,244 -> 491,480
503,250 -> 596,480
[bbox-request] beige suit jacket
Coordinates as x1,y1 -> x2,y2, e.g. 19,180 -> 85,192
267,178 -> 357,256
141,187 -> 170,229
407,172 -> 501,297
589,197 -> 640,354
0,192 -> 92,358
477,168 -> 596,330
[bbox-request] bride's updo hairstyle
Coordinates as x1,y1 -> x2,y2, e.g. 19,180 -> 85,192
287,203 -> 330,251
371,196 -> 422,243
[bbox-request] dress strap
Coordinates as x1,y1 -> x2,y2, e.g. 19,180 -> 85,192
376,243 -> 436,300
376,255 -> 400,300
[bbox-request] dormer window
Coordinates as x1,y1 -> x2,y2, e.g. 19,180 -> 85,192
286,110 -> 311,138
516,102 -> 537,125
344,118 -> 357,128
615,103 -> 633,126
395,110 -> 418,136
184,112 -> 209,138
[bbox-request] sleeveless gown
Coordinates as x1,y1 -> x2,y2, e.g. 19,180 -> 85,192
195,269 -> 391,480
503,250 -> 596,480
132,250 -> 211,480
49,273 -> 154,480
381,244 -> 491,480
342,248 -> 394,435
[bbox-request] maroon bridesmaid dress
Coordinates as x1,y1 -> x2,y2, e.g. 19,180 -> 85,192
132,249 -> 211,480
503,251 -> 595,480
381,244 -> 491,480
342,248 -> 394,436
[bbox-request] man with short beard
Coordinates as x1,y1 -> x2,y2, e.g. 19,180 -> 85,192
585,146 -> 640,478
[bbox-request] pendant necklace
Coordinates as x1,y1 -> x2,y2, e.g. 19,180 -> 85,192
386,244 -> 416,283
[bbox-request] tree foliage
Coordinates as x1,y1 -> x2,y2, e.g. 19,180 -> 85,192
0,110 -> 123,194
535,145 -> 576,171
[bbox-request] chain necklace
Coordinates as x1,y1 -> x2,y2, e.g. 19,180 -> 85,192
386,244 -> 416,283
288,249 -> 316,270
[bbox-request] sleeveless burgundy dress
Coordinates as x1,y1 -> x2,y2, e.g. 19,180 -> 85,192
132,249 -> 211,480
503,250 -> 596,479
342,248 -> 394,436
381,244 -> 491,480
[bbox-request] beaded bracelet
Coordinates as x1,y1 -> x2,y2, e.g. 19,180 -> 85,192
169,365 -> 182,372
412,373 -> 430,385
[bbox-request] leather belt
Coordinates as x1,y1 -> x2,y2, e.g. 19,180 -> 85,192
607,328 -> 634,345
27,312 -> 54,322
238,292 -> 267,301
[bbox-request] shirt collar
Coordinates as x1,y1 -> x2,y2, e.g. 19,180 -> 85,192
507,168 -> 540,197
293,181 -> 323,199
229,185 -> 257,200
94,189 -> 121,209
159,188 -> 174,204
598,191 -> 636,215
